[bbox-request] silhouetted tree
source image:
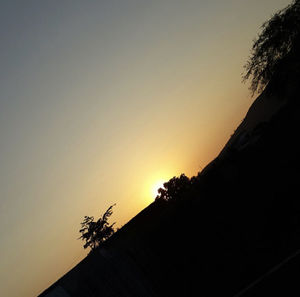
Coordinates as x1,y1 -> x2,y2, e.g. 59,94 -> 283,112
155,174 -> 191,201
243,0 -> 300,95
79,204 -> 116,250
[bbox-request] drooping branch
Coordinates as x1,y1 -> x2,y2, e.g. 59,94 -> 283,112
243,0 -> 300,95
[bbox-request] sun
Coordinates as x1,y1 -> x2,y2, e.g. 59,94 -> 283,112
151,180 -> 166,199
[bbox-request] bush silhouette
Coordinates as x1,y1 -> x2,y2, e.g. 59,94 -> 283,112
79,204 -> 116,250
243,0 -> 300,95
155,174 -> 191,201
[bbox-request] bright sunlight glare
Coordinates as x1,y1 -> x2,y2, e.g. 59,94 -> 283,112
151,180 -> 166,199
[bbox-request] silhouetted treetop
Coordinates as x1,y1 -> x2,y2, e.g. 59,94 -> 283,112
79,204 -> 116,251
243,0 -> 300,95
155,174 -> 192,202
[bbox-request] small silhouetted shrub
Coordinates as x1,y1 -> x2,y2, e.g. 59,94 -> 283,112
79,204 -> 116,250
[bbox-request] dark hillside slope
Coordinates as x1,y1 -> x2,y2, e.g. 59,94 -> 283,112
40,74 -> 300,296
185,72 -> 300,295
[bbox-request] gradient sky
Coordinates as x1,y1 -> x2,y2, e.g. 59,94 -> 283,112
0,1 -> 291,296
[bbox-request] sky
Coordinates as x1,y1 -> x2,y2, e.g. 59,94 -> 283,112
0,0 -> 291,296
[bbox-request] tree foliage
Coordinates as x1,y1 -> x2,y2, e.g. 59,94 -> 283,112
155,174 -> 192,202
79,204 -> 116,250
243,0 -> 300,95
